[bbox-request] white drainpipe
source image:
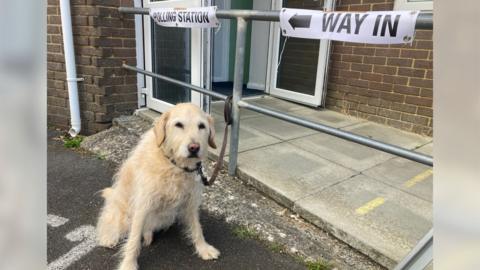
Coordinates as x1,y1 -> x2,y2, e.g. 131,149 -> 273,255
59,0 -> 82,136
134,0 -> 146,107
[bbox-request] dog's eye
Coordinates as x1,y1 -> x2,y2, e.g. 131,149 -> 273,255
198,123 -> 206,130
175,122 -> 184,129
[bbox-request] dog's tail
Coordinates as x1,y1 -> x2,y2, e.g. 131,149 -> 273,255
100,187 -> 113,199
96,187 -> 128,248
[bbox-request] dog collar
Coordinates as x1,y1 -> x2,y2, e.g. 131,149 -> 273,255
169,159 -> 209,186
169,159 -> 198,173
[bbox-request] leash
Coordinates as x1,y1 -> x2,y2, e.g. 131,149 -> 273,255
200,96 -> 232,186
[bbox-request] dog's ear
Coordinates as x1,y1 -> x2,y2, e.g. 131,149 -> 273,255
207,115 -> 217,149
153,111 -> 170,147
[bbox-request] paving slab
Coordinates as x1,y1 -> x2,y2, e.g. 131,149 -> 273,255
249,96 -> 310,112
211,101 -> 263,119
289,108 -> 366,129
343,122 -> 431,150
209,119 -> 281,157
135,107 -> 161,122
294,174 -> 432,268
236,143 -> 356,208
363,157 -> 433,202
242,115 -> 319,141
290,132 -> 394,172
416,142 -> 433,155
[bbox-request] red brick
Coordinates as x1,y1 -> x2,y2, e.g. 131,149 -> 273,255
400,49 -> 429,59
414,60 -> 433,69
383,75 -> 408,85
363,0 -> 386,3
405,96 -> 432,107
409,78 -> 433,88
401,113 -> 429,125
415,40 -> 433,49
358,104 -> 377,114
380,92 -> 404,102
417,107 -> 433,117
387,119 -> 413,130
353,47 -> 375,56
420,88 -> 433,98
426,70 -> 433,79
373,65 -> 397,75
415,30 -> 433,40
342,54 -> 363,63
334,45 -> 353,54
387,58 -> 413,67
375,48 -> 400,57
369,81 -> 393,92
372,3 -> 394,10
378,108 -> 401,120
398,68 -> 425,78
393,85 -> 420,96
348,79 -> 369,88
361,73 -> 382,82
351,63 -> 373,72
364,56 -> 386,65
349,4 -> 371,11
391,102 -> 417,113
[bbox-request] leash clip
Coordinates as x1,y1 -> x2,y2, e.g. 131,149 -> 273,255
224,96 -> 233,125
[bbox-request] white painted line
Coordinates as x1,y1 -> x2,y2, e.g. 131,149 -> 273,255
47,225 -> 97,270
47,214 -> 69,227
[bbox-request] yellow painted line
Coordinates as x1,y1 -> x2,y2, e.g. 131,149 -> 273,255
355,197 -> 385,215
404,169 -> 433,188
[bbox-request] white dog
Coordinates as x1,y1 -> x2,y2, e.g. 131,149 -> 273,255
96,103 -> 220,270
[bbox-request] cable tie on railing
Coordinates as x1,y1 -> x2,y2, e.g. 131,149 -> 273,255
214,21 -> 222,35
66,77 -> 84,82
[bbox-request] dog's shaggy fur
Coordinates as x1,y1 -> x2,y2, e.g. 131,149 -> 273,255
96,103 -> 219,270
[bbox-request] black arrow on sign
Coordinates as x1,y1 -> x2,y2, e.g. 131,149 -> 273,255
288,14 -> 312,29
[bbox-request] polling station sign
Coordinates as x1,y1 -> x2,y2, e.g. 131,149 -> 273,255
280,9 -> 419,44
150,6 -> 219,28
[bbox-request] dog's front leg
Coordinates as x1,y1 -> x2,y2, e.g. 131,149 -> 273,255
182,198 -> 220,260
118,208 -> 147,270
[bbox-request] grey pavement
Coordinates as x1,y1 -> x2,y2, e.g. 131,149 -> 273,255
47,129 -> 306,270
90,95 -> 433,269
207,96 -> 433,268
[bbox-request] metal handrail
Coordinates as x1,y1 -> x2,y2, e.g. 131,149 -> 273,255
123,64 -> 228,101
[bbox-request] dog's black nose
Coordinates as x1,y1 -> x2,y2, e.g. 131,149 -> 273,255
188,143 -> 200,154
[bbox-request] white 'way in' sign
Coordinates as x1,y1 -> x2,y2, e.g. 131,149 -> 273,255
280,9 -> 419,44
150,6 -> 219,28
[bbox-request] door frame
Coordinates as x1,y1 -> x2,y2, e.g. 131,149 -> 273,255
212,0 -> 231,83
266,0 -> 333,107
143,0 -> 204,113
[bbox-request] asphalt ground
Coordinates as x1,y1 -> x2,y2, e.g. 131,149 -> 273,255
47,130 -> 306,270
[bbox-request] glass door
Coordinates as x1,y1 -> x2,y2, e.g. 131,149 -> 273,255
143,0 -> 203,112
268,0 -> 332,107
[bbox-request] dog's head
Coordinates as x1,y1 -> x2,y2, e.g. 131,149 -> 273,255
153,103 -> 216,167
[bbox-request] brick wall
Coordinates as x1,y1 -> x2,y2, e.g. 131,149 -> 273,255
47,0 -> 137,134
326,0 -> 433,136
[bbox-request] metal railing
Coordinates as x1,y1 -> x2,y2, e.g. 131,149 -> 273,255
119,7 -> 433,270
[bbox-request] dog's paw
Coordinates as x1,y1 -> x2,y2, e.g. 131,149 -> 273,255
117,260 -> 138,270
196,243 -> 220,260
142,231 -> 153,247
97,235 -> 118,248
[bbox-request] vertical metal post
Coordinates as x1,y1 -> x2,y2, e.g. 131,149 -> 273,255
228,17 -> 248,176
